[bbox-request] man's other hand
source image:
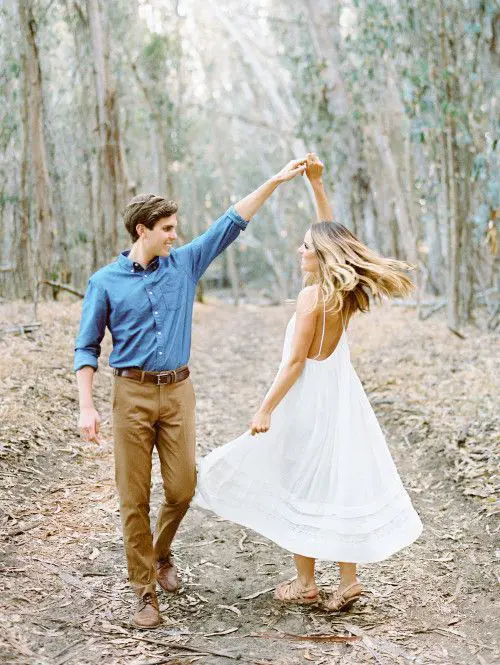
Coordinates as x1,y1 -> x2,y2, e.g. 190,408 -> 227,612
79,407 -> 102,444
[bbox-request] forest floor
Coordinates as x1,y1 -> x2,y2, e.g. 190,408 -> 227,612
0,298 -> 499,665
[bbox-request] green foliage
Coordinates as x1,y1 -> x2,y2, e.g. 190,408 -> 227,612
0,193 -> 19,207
141,33 -> 169,77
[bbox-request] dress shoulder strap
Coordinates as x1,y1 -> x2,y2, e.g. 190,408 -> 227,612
312,294 -> 326,360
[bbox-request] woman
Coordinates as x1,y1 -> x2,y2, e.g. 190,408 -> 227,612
195,154 -> 423,611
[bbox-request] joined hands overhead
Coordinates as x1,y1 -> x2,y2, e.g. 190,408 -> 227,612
271,157 -> 308,183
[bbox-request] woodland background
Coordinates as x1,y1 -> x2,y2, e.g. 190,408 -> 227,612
1,3 -> 499,663
0,0 -> 499,331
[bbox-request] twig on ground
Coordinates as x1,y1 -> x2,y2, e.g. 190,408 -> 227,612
41,280 -> 85,298
242,586 -> 275,600
256,631 -> 361,643
0,322 -> 41,336
203,627 -> 239,637
129,656 -> 205,665
448,326 -> 467,339
419,301 -> 447,320
127,635 -> 272,664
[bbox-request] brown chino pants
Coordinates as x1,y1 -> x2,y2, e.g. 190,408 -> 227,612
112,374 -> 196,598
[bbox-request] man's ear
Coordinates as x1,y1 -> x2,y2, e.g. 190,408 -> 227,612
136,223 -> 147,239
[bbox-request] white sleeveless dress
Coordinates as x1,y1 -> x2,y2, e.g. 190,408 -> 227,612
195,309 -> 423,562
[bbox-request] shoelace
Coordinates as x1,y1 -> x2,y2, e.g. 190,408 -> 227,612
138,593 -> 156,611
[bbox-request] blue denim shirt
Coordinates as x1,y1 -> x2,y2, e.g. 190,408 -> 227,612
74,206 -> 248,372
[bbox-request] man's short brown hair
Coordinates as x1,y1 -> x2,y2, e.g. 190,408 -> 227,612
123,194 -> 178,242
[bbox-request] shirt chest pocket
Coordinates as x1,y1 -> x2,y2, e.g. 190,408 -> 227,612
160,280 -> 182,310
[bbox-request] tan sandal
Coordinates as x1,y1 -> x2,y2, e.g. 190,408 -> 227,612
274,578 -> 319,605
323,581 -> 362,612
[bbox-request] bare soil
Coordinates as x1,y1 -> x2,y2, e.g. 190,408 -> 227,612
0,299 -> 498,665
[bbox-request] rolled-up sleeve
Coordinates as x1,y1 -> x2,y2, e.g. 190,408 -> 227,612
177,206 -> 249,282
74,279 -> 109,372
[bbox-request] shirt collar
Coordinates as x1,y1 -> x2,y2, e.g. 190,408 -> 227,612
118,250 -> 160,273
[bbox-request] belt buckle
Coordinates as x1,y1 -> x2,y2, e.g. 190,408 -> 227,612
156,370 -> 175,385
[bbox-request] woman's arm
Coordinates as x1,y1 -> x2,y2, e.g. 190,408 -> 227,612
306,153 -> 334,222
250,287 -> 318,435
234,158 -> 307,221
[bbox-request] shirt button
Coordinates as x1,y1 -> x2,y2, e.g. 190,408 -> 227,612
159,351 -> 163,355
154,310 -> 158,315
157,331 -> 162,335
148,291 -> 152,295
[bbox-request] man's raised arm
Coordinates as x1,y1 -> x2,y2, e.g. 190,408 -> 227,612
177,158 -> 307,282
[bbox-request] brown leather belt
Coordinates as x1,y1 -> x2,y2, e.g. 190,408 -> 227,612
113,365 -> 190,385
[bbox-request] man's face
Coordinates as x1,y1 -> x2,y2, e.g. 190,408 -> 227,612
141,215 -> 178,257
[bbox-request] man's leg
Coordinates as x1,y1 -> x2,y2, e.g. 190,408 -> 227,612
154,377 -> 196,581
113,376 -> 159,598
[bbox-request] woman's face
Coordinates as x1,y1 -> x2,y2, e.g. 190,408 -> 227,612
298,229 -> 319,273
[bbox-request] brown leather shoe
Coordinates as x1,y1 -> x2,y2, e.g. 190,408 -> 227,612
132,592 -> 162,629
156,553 -> 179,592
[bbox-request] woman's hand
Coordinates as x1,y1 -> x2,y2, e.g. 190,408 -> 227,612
250,409 -> 271,436
272,158 -> 307,184
306,152 -> 324,182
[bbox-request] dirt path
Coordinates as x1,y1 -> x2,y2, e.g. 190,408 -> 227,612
0,300 -> 498,665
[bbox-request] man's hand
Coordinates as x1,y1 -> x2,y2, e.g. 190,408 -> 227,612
306,152 -> 324,182
234,157 -> 307,221
250,409 -> 271,436
79,407 -> 101,444
272,158 -> 307,184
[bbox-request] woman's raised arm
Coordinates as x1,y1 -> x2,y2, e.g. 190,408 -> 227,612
306,153 -> 334,222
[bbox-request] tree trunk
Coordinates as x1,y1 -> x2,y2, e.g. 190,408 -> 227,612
129,57 -> 173,197
19,0 -> 54,288
363,187 -> 379,252
189,167 -> 205,303
438,0 -> 461,330
370,129 -> 418,264
304,0 -> 357,228
86,0 -> 127,260
18,45 -> 31,296
70,1 -> 98,280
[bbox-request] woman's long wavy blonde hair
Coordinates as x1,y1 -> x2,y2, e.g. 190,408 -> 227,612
304,222 -> 415,315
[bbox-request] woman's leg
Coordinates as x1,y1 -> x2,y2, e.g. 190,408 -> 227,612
274,554 -> 318,603
323,561 -> 363,611
294,554 -> 317,588
338,561 -> 359,590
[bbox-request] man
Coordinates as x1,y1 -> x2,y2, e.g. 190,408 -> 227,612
75,158 -> 307,629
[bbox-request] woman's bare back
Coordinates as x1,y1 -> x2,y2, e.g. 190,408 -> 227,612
307,305 -> 350,361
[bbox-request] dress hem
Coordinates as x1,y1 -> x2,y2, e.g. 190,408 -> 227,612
194,492 -> 423,563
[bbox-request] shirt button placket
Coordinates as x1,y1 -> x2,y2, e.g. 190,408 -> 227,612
147,285 -> 163,366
